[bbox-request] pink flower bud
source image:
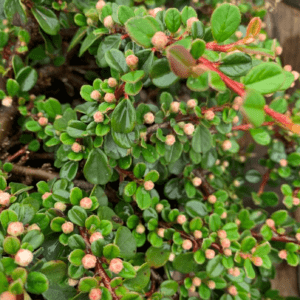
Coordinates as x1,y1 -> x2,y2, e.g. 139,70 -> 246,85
192,177 -> 202,187
208,280 -> 215,289
233,180 -> 240,187
232,104 -> 240,111
208,174 -> 214,180
284,65 -> 293,72
189,285 -> 196,293
144,180 -> 154,191
235,219 -> 241,226
177,214 -> 187,225
233,267 -> 240,277
217,230 -> 227,239
144,112 -> 155,124
54,202 -> 67,211
27,224 -> 40,231
221,238 -> 231,248
296,233 -> 300,241
103,16 -> 114,28
90,90 -> 101,101
266,218 -> 275,228
165,134 -> 176,146
228,286 -> 238,296
126,55 -> 139,68
293,197 -> 300,206
62,222 -> 74,234
7,222 -> 24,236
292,71 -> 300,81
2,19 -> 8,26
42,192 -> 52,200
169,253 -> 175,261
89,288 -> 102,300
156,203 -> 164,212
89,232 -> 103,243
232,116 -> 239,124
258,33 -> 266,41
55,115 -> 62,120
186,17 -> 199,31
183,123 -> 195,135
194,230 -> 202,239
96,0 -> 106,10
235,31 -> 243,39
224,248 -> 232,256
2,96 -> 12,107
182,239 -> 193,250
187,99 -> 197,109
68,278 -> 79,286
151,31 -> 169,50
82,254 -> 97,269
208,195 -> 217,204
290,82 -> 295,88
80,197 -> 93,209
222,140 -> 232,151
136,224 -> 145,234
109,258 -> 123,274
279,158 -> 287,167
15,249 -> 33,267
205,249 -> 215,259
104,93 -> 115,103
71,142 -> 82,153
205,110 -> 215,121
192,277 -> 201,287
149,7 -> 163,17
0,291 -> 16,300
108,77 -> 117,88
275,46 -> 283,55
278,249 -> 287,260
221,212 -> 227,219
0,192 -> 11,206
157,228 -> 164,238
38,117 -> 48,126
170,102 -> 180,113
252,256 -> 263,266
228,268 -> 234,275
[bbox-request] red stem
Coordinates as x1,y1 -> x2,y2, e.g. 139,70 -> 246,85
205,38 -> 255,52
257,169 -> 271,196
6,145 -> 28,162
232,121 -> 274,131
264,105 -> 293,127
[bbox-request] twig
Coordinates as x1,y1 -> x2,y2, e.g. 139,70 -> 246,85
257,169 -> 271,196
6,145 -> 28,162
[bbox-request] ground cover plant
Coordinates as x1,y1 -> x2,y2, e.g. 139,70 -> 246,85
1,0 -> 300,299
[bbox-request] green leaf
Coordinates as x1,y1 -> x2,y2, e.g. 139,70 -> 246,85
124,81 -> 143,96
105,49 -> 129,74
165,8 -> 181,33
150,58 -> 179,88
185,200 -> 207,217
135,186 -> 151,210
79,32 -> 101,57
43,98 -> 62,119
4,0 -> 27,23
187,72 -> 209,92
22,230 -> 44,249
121,71 -> 145,83
181,6 -> 197,25
83,148 -> 112,185
6,79 -> 20,97
244,62 -> 285,94
40,261 -> 67,284
173,252 -> 197,273
261,192 -> 278,207
114,226 -> 137,259
123,263 -> 150,292
288,153 -> 300,167
160,280 -> 178,296
31,5 -> 60,35
26,272 -> 49,294
67,121 -> 87,138
208,71 -> 226,92
78,277 -> 97,292
206,255 -> 224,278
125,16 -> 161,48
209,214 -> 221,232
3,236 -> 20,254
241,236 -> 256,252
16,67 -> 38,92
97,35 -> 122,68
241,89 -> 265,127
118,6 -> 135,25
68,27 -> 88,52
245,170 -> 261,183
211,3 -> 241,43
219,52 -> 252,77
244,258 -> 255,279
190,39 -> 206,60
111,99 -> 136,133
192,124 -> 212,153
68,206 -> 87,227
146,243 -> 171,268
250,128 -> 271,145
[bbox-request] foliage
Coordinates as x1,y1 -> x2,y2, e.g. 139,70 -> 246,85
1,0 -> 300,299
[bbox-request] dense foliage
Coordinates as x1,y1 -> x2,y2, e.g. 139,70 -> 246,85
2,0 -> 300,299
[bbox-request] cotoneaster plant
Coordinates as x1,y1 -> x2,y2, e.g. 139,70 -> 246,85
0,0 -> 299,300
